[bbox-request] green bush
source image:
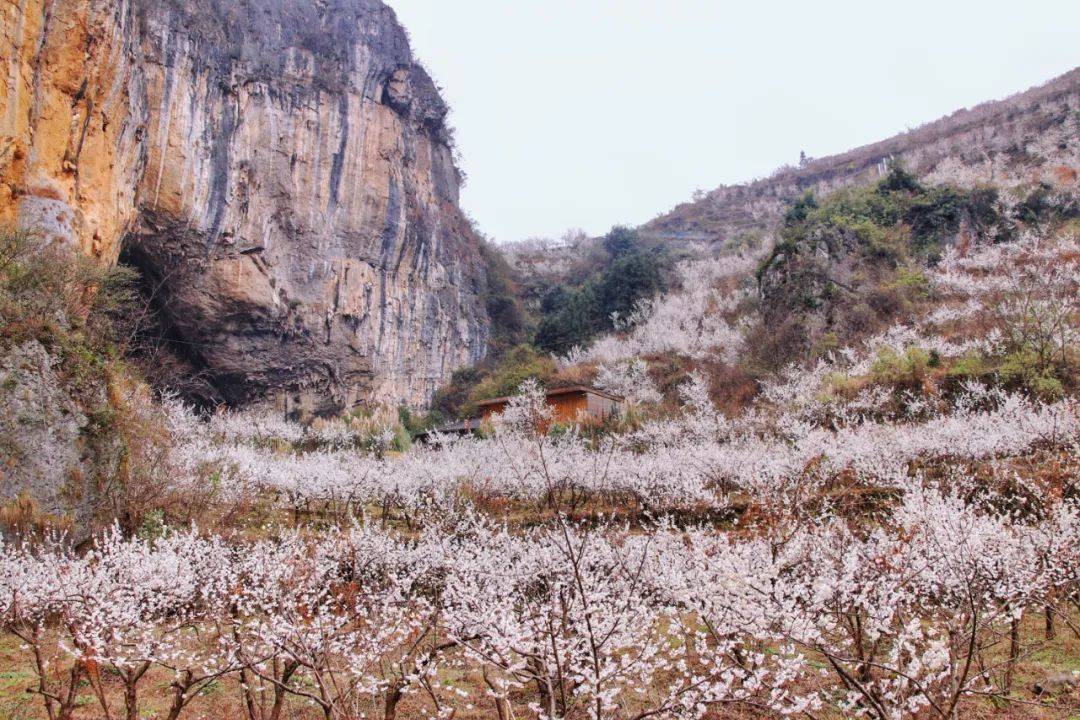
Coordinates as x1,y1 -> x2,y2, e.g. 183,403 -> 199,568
890,266 -> 931,298
535,226 -> 666,354
0,229 -> 141,396
396,405 -> 438,443
1015,183 -> 1079,226
1027,374 -> 1065,401
430,365 -> 483,422
869,346 -> 932,387
752,167 -> 1007,368
602,225 -> 640,257
946,353 -> 989,380
430,344 -> 558,420
0,229 -> 194,536
479,239 -> 528,356
770,167 -> 1002,269
136,509 -> 167,541
468,344 -> 557,406
999,349 -> 1066,401
390,423 -> 413,453
783,191 -> 819,224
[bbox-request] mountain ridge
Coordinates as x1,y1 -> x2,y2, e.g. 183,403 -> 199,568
642,67 -> 1079,251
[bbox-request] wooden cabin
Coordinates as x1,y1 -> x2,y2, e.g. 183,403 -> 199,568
414,385 -> 624,443
477,385 -> 624,426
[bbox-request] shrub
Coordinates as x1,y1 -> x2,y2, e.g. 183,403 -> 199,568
1014,183 -> 1078,225
468,344 -> 557,407
999,349 -> 1066,401
431,365 -> 484,421
89,371 -> 180,535
602,225 -> 639,257
479,239 -> 528,356
783,190 -> 819,224
987,242 -> 1078,396
869,346 -> 932,388
535,226 -> 667,354
946,353 -> 989,380
430,344 -> 558,420
754,168 -> 1006,368
0,227 -> 186,538
0,228 -> 140,394
890,266 -> 931,298
390,423 -> 412,453
396,405 -> 431,443
0,491 -> 73,542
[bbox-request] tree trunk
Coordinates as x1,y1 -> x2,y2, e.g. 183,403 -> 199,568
166,674 -> 190,720
269,660 -> 299,720
123,662 -> 151,720
59,665 -> 83,720
268,680 -> 288,720
238,667 -> 260,720
1005,614 -> 1021,693
384,682 -> 403,720
855,613 -> 872,686
29,637 -> 58,720
482,667 -> 509,720
528,657 -> 554,719
125,682 -> 140,720
1045,604 -> 1056,640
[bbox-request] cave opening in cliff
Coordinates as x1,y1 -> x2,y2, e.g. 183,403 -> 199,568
116,243 -> 226,412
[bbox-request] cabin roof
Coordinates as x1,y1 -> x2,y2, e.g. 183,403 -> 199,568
475,384 -> 624,407
413,417 -> 483,441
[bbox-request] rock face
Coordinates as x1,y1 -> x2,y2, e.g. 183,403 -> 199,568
1,0 -> 490,413
0,340 -> 92,532
1,0 -> 146,260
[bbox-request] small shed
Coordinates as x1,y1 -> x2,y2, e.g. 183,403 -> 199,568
477,385 -> 624,426
414,385 -> 625,444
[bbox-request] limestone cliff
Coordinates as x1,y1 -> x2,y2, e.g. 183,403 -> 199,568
1,0 -> 490,413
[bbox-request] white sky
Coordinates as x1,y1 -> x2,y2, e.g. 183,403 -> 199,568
387,0 -> 1080,243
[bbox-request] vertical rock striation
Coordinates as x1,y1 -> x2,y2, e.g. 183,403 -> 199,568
2,0 -> 490,413
1,0 -> 146,260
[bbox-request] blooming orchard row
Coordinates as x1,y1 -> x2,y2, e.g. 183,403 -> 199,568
3,481 -> 1077,720
173,380 -> 1078,518
923,114 -> 1080,190
160,222 -> 1079,525
930,232 -> 1079,300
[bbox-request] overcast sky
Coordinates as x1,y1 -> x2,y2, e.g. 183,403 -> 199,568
387,0 -> 1079,243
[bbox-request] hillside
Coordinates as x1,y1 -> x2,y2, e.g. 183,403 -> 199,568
504,68 -> 1078,297
642,67 -> 1079,252
489,69 -> 1079,392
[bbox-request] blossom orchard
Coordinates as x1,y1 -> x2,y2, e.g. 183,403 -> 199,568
2,481 -> 1078,720
3,388 -> 1079,720
173,377 -> 1078,522
3,222 -> 1076,719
